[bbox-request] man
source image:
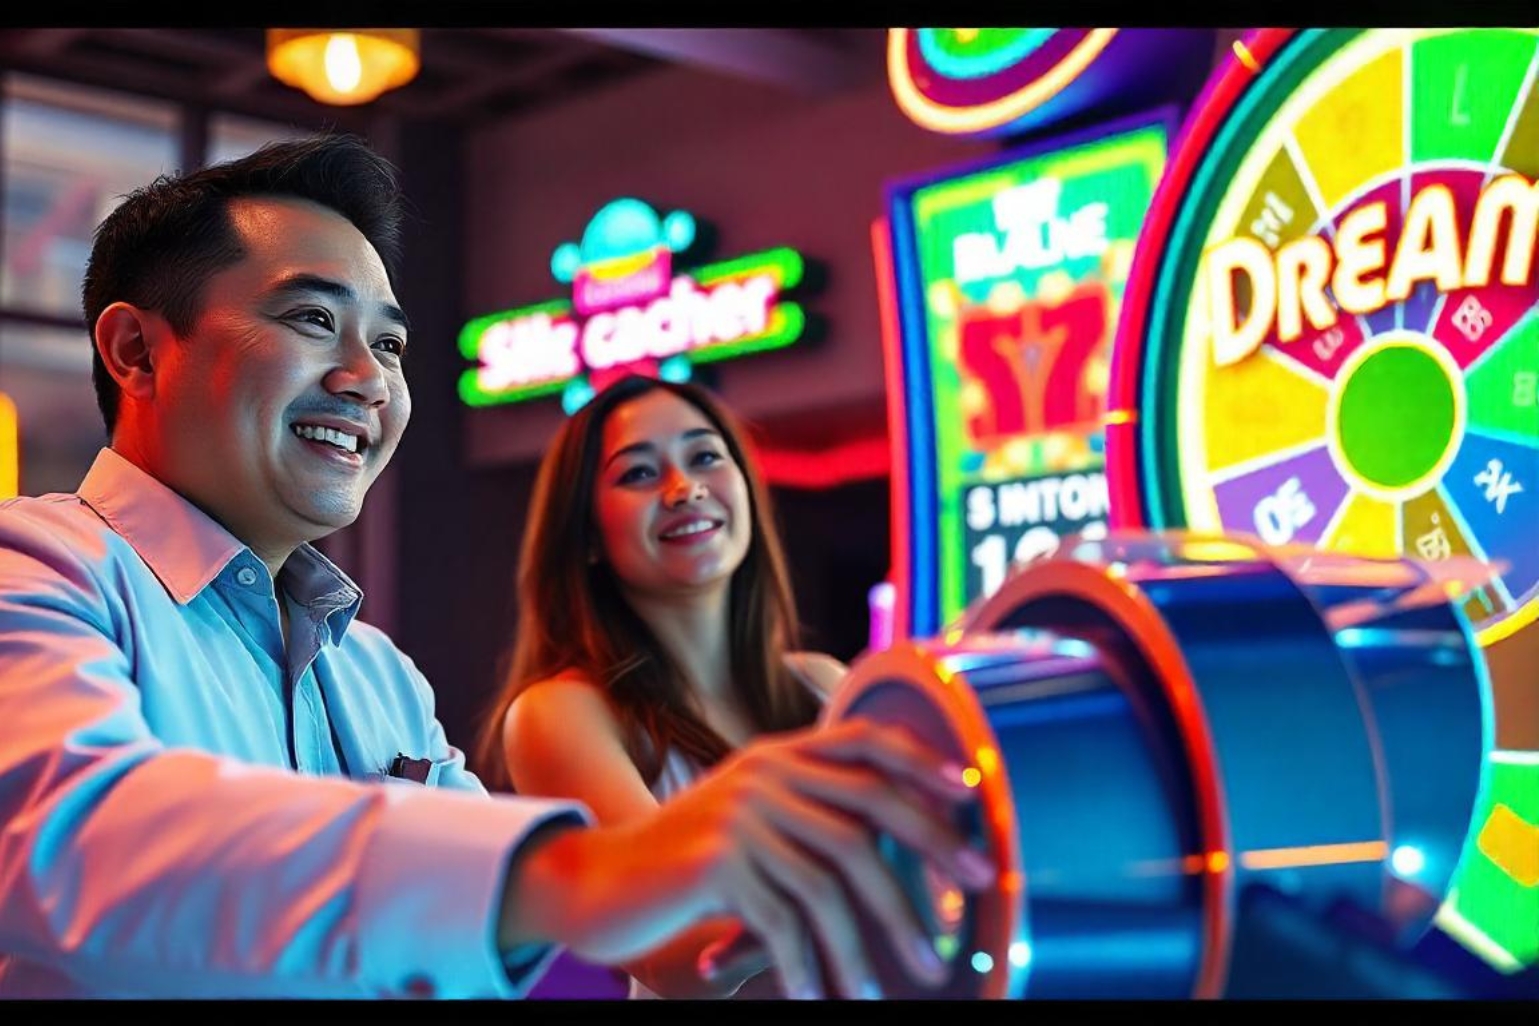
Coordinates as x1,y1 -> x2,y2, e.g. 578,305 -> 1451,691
0,134 -> 992,999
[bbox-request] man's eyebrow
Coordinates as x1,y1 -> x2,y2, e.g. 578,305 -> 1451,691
602,428 -> 720,470
267,273 -> 411,333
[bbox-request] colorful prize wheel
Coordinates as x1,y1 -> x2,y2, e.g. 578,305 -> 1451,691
1109,28 -> 1539,972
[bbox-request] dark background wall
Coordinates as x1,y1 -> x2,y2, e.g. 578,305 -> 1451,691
388,70 -> 974,774
388,111 -> 898,768
385,33 -> 1233,777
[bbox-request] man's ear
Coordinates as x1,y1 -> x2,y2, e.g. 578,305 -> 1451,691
93,302 -> 166,400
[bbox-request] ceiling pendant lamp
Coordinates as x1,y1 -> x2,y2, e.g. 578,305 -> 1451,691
266,29 -> 421,106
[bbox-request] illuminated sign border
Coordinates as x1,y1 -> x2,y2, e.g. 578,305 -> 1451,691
880,107 -> 1176,638
886,29 -> 1211,141
888,28 -> 1119,138
0,392 -> 15,499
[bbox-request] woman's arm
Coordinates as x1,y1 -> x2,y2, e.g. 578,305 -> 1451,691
496,714 -> 994,1001
500,676 -> 763,998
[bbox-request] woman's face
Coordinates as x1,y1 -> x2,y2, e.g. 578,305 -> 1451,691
590,389 -> 752,600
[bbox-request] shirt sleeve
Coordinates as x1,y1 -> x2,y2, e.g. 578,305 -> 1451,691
0,513 -> 593,998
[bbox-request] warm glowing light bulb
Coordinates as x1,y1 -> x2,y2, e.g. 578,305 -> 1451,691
267,28 -> 420,107
324,34 -> 364,95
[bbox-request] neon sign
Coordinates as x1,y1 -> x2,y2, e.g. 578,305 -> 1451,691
880,111 -> 1171,636
459,197 -> 820,413
887,28 -> 1212,140
1207,174 -> 1538,366
889,29 -> 1118,138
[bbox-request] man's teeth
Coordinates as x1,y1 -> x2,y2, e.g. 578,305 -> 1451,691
293,424 -> 360,453
662,520 -> 715,539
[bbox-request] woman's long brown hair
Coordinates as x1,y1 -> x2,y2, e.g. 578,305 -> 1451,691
474,374 -> 821,791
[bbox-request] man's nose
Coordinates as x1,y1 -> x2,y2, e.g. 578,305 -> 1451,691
326,336 -> 389,407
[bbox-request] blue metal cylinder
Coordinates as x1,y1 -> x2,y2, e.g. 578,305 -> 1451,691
822,532 -> 1493,998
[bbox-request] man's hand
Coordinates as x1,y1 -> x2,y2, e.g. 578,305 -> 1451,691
498,717 -> 995,999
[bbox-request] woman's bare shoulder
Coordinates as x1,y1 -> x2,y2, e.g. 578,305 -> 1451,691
505,670 -> 619,734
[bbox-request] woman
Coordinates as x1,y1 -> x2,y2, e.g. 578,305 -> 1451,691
476,374 -> 849,999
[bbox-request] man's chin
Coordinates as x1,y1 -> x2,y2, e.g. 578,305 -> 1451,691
291,494 -> 365,538
309,507 -> 362,533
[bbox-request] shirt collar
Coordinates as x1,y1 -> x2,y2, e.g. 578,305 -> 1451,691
77,448 -> 365,636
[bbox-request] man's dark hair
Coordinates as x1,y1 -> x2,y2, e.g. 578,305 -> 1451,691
80,132 -> 406,433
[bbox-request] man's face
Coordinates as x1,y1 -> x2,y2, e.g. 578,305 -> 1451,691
140,196 -> 411,562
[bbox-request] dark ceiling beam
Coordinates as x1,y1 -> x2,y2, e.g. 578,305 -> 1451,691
211,64 -> 277,101
0,47 -> 359,130
3,29 -> 93,59
89,29 -> 275,105
412,46 -> 596,117
556,28 -> 865,95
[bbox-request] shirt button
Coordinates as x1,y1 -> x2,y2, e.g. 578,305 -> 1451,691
235,567 -> 259,586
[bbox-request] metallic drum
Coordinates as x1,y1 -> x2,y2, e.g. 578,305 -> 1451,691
822,532 -> 1493,999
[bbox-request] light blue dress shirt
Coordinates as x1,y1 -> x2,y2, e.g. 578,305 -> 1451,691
0,448 -> 589,998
